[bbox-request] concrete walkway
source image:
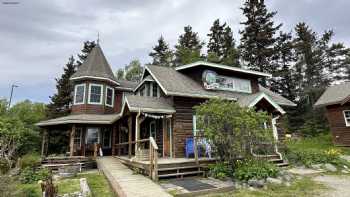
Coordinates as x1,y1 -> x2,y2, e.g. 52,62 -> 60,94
97,157 -> 171,197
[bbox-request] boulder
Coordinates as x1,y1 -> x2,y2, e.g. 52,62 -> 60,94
266,177 -> 282,185
324,163 -> 337,172
248,179 -> 265,188
341,169 -> 349,174
311,164 -> 322,169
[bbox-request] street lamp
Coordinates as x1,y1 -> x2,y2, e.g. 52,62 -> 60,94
8,84 -> 19,109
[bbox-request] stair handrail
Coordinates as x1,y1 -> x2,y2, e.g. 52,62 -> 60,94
149,136 -> 158,181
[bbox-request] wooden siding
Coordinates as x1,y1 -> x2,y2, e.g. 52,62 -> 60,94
326,103 -> 350,146
172,97 -> 205,158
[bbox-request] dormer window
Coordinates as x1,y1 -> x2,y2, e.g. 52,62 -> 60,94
105,86 -> 114,107
88,83 -> 103,104
74,84 -> 86,105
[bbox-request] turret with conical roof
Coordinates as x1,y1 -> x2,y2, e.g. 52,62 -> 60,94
70,44 -> 119,114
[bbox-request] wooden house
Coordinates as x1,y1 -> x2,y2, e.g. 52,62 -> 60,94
37,44 -> 296,179
314,82 -> 350,146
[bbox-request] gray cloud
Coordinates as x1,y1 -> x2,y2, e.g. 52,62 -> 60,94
0,0 -> 348,104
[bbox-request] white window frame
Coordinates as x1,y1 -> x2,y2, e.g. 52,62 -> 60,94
74,84 -> 86,105
105,86 -> 115,107
88,83 -> 103,105
343,110 -> 350,127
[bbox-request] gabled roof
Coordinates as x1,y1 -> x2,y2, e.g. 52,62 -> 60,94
238,92 -> 286,114
36,114 -> 121,127
259,85 -> 297,107
116,80 -> 138,91
124,95 -> 175,114
71,44 -> 119,85
133,75 -> 155,91
144,65 -> 237,100
314,82 -> 350,108
175,61 -> 272,78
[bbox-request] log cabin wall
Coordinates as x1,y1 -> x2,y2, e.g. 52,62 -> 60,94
326,102 -> 350,146
177,66 -> 260,93
172,96 -> 206,158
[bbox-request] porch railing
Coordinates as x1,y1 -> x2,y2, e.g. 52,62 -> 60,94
114,137 -> 159,181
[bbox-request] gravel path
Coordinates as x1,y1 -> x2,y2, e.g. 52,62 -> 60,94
314,175 -> 350,197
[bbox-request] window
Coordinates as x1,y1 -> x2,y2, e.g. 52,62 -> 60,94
105,86 -> 114,107
88,84 -> 103,104
86,128 -> 100,144
74,84 -> 86,104
150,121 -> 156,138
152,83 -> 158,97
140,85 -> 145,96
216,76 -> 251,93
102,128 -> 111,148
74,127 -> 83,147
146,83 -> 151,97
344,110 -> 350,127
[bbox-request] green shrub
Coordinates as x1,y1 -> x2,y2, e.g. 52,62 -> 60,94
208,162 -> 231,179
233,159 -> 279,181
0,159 -> 10,175
20,167 -> 50,184
19,153 -> 41,170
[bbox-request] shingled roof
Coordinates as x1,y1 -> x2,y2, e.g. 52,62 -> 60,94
144,65 -> 296,106
124,95 -> 175,114
314,82 -> 350,107
71,44 -> 118,85
36,114 -> 121,126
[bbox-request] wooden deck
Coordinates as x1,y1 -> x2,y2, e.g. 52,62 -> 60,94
116,156 -> 217,179
97,157 -> 172,197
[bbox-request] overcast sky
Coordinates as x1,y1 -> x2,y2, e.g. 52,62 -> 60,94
1,0 -> 349,104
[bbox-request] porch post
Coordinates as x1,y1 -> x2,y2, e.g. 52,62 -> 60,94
135,111 -> 141,154
118,124 -> 121,156
81,127 -> 86,156
112,125 -> 116,156
41,129 -> 48,157
70,124 -> 76,157
128,116 -> 132,158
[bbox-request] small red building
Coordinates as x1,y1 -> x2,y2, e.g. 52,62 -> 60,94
314,82 -> 350,146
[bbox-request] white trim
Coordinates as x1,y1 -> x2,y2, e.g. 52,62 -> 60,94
105,86 -> 115,107
144,66 -> 169,95
343,110 -> 350,127
248,93 -> 286,114
71,76 -> 119,85
175,61 -> 272,77
133,77 -> 155,92
73,84 -> 86,105
88,83 -> 104,105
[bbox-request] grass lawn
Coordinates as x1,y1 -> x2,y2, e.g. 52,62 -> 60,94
201,177 -> 327,197
16,171 -> 114,197
285,133 -> 350,155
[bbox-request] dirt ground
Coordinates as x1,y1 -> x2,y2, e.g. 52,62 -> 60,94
314,175 -> 350,197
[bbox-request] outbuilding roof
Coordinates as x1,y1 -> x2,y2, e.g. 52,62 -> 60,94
36,114 -> 121,127
71,44 -> 119,85
314,82 -> 350,107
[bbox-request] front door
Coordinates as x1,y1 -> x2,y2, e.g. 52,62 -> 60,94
85,127 -> 100,156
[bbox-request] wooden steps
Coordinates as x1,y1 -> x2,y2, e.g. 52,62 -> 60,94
265,154 -> 289,168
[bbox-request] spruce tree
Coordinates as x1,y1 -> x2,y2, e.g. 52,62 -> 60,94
239,0 -> 282,85
76,41 -> 97,67
174,26 -> 204,66
207,19 -> 239,66
149,36 -> 174,67
46,56 -> 76,118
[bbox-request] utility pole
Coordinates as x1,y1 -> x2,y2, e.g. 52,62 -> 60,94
8,84 -> 18,109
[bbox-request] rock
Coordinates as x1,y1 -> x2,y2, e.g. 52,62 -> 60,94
341,170 -> 349,174
248,179 -> 265,188
282,174 -> 293,182
324,163 -> 337,172
266,177 -> 283,184
248,186 -> 256,191
284,182 -> 291,187
344,165 -> 349,169
311,164 -> 322,169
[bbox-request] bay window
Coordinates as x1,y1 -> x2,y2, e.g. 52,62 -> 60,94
74,84 -> 86,105
88,83 -> 103,104
105,86 -> 114,107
